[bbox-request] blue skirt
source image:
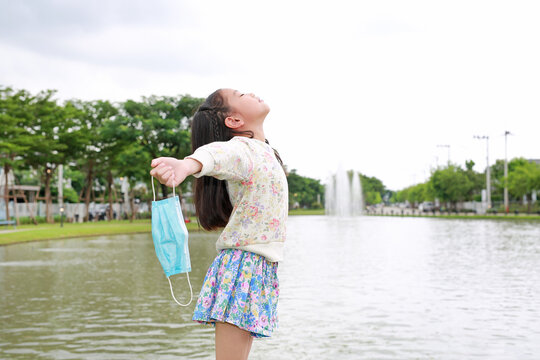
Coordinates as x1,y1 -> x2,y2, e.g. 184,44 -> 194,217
192,249 -> 279,338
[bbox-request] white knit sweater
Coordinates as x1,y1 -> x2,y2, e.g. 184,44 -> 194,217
187,136 -> 288,262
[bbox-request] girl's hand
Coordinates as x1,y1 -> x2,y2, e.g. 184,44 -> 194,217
150,157 -> 202,187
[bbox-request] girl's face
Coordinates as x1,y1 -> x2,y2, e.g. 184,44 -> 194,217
222,88 -> 270,124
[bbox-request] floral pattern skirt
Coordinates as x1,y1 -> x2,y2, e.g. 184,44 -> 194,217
192,249 -> 279,338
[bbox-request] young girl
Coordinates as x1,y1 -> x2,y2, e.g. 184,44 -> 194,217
150,88 -> 288,360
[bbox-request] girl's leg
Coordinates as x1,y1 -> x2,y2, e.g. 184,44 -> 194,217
215,322 -> 254,360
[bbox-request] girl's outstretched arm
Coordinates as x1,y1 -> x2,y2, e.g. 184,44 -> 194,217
150,157 -> 202,187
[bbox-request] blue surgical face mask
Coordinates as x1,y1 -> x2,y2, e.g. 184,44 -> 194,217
151,177 -> 193,307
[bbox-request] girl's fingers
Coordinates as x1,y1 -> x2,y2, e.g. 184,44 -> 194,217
151,158 -> 163,168
150,162 -> 163,176
151,168 -> 172,185
155,166 -> 166,177
154,164 -> 172,178
159,172 -> 171,185
150,159 -> 178,187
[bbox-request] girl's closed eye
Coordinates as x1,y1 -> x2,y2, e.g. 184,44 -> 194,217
239,93 -> 244,97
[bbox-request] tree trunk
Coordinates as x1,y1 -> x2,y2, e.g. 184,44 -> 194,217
129,188 -> 135,223
13,188 -> 20,226
3,165 -> 10,221
107,171 -> 113,221
44,170 -> 53,223
22,191 -> 38,225
159,183 -> 183,203
84,161 -> 94,222
112,181 -> 118,203
160,183 -> 169,198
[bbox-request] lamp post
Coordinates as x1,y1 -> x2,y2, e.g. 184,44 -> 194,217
474,135 -> 491,209
58,164 -> 64,226
504,131 -> 512,214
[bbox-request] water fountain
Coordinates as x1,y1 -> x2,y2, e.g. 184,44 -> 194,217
325,165 -> 364,216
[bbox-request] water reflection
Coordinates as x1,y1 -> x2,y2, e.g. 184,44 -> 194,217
0,233 -> 217,359
1,217 -> 539,359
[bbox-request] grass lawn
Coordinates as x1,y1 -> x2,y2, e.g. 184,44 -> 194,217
367,213 -> 540,221
288,208 -> 325,216
0,209 -> 325,246
0,219 -> 204,246
4,209 -> 537,246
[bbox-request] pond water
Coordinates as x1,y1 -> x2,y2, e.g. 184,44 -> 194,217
1,216 -> 539,359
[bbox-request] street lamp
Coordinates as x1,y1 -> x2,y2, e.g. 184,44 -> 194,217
474,135 -> 491,209
60,207 -> 65,227
504,131 -> 512,214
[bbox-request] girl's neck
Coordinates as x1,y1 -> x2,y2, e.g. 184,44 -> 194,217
238,123 -> 265,142
251,127 -> 265,142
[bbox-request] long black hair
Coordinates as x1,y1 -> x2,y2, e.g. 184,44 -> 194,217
191,89 -> 283,231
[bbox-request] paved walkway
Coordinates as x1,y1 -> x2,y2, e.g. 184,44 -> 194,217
0,228 -> 28,234
365,206 -> 540,217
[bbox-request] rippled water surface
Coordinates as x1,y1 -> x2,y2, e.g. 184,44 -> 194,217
1,216 -> 539,359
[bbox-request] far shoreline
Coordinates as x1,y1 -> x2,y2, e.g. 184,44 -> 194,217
1,209 -> 538,246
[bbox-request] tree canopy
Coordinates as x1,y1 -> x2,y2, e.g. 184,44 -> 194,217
1,85 -> 331,222
287,169 -> 324,209
392,158 -> 540,211
1,85 -> 204,223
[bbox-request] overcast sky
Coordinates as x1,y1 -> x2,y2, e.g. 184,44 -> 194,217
1,0 -> 539,190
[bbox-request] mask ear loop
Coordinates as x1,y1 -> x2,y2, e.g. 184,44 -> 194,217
171,180 -> 193,306
167,274 -> 193,306
151,172 -> 176,200
151,176 -> 156,201
152,174 -> 193,307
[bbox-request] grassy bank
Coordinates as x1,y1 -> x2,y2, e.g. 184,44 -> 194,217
288,208 -> 325,216
4,209 -> 538,246
0,210 -> 325,246
0,219 -> 206,246
367,213 -> 540,221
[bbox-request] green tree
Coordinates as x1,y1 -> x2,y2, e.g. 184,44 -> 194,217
359,173 -> 387,205
69,100 -> 115,221
507,158 -> 540,212
92,101 -> 122,220
63,166 -> 85,200
0,87 -> 34,222
117,142 -> 151,221
463,160 -> 484,201
391,182 -> 432,207
490,159 -> 506,197
287,170 -> 324,209
429,163 -> 474,209
393,187 -> 410,204
365,191 -> 382,205
23,90 -> 81,223
408,182 -> 428,206
122,95 -> 203,199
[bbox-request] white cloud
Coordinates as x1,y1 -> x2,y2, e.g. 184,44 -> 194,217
1,0 -> 539,190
